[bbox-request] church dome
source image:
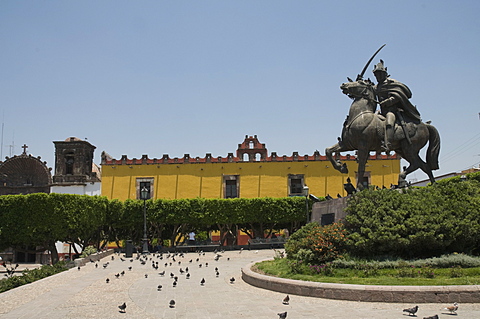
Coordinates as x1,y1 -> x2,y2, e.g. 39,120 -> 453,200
0,154 -> 52,195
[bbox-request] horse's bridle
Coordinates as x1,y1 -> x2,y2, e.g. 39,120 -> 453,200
345,83 -> 380,105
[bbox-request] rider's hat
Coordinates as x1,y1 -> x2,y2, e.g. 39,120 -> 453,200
373,59 -> 387,74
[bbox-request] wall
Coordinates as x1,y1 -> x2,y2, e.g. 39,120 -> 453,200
101,154 -> 400,200
311,197 -> 349,225
51,183 -> 101,196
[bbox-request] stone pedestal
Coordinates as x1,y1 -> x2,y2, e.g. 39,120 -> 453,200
311,197 -> 348,225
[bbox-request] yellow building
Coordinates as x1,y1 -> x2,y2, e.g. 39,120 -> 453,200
100,135 -> 400,200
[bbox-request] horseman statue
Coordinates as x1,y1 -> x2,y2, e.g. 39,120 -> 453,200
372,60 -> 422,153
325,45 -> 440,190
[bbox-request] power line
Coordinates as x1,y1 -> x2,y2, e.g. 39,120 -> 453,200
441,131 -> 480,164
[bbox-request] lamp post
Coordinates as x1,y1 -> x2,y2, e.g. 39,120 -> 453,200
140,187 -> 150,254
303,185 -> 309,224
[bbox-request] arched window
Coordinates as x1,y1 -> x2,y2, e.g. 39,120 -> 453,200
65,153 -> 74,175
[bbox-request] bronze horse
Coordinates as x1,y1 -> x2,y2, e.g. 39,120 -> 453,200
325,78 -> 440,189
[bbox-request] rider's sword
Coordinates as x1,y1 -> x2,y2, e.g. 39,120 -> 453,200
356,44 -> 386,81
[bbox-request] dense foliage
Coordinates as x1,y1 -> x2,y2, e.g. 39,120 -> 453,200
280,172 -> 480,275
0,194 -> 307,262
0,262 -> 69,293
284,222 -> 347,265
345,172 -> 480,258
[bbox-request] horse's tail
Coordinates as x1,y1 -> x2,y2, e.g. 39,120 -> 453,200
426,123 -> 440,170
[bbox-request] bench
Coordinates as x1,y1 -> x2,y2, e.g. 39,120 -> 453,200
247,237 -> 286,249
171,240 -> 221,253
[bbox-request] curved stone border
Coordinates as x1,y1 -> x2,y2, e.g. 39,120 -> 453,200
241,260 -> 480,303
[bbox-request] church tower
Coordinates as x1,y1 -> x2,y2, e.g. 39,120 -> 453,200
53,137 -> 100,185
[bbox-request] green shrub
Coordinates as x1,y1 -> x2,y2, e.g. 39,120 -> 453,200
80,245 -> 97,258
331,253 -> 480,270
413,253 -> 480,268
0,262 -> 68,293
285,222 -> 347,265
345,177 -> 480,258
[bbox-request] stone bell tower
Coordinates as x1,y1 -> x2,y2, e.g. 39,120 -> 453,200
53,137 -> 100,185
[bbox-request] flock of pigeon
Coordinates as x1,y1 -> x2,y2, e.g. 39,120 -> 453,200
92,249 -> 289,317
403,302 -> 459,319
88,251 -> 461,318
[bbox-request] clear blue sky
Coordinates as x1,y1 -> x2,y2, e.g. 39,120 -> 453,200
1,1 -> 479,183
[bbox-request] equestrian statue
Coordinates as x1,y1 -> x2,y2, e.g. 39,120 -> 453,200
325,45 -> 440,189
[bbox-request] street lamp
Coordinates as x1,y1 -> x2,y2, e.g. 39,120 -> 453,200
303,185 -> 309,224
140,187 -> 150,254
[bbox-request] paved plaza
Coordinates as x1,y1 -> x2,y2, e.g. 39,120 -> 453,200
1,249 -> 479,318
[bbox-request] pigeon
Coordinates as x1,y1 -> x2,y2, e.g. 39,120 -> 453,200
169,299 -> 175,308
159,271 -> 165,276
229,277 -> 235,284
170,272 -> 175,278
106,278 -> 110,283
186,273 -> 190,279
216,271 -> 220,277
77,266 -> 80,271
128,266 -> 132,271
403,305 -> 419,316
278,311 -> 287,319
443,302 -> 458,314
157,284 -> 162,291
185,267 -> 189,272
115,273 -> 120,279
200,278 -> 205,286
282,295 -> 290,305
118,302 -> 126,313
174,276 -> 178,281
172,281 -> 177,287
145,274 -> 148,278
423,315 -> 438,319
120,271 -> 125,276
95,263 -> 98,268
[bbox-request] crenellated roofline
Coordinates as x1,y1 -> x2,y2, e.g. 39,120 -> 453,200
100,135 -> 398,166
101,151 -> 398,166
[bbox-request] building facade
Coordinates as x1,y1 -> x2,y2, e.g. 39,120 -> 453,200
101,135 -> 401,200
50,137 -> 101,195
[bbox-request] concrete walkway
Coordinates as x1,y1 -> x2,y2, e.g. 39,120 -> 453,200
0,249 -> 479,318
